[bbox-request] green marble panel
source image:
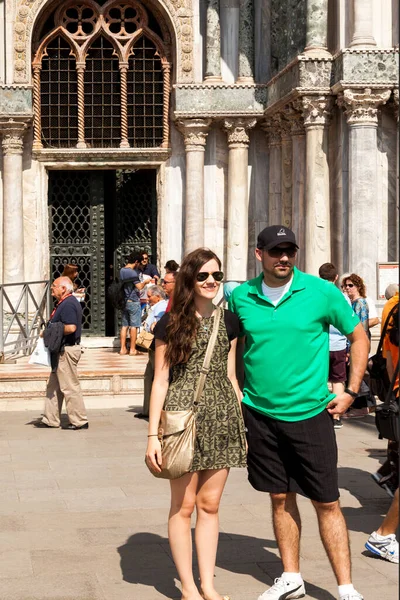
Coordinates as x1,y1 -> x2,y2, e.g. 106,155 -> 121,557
174,85 -> 267,115
0,87 -> 32,115
332,51 -> 399,85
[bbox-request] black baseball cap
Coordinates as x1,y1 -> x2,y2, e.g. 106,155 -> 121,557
257,225 -> 299,251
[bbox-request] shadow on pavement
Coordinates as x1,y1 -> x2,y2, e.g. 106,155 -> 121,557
339,466 -> 392,534
118,532 -> 335,599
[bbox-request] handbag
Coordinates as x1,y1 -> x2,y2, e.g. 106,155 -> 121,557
153,306 -> 222,480
29,337 -> 51,367
375,360 -> 399,442
136,329 -> 154,350
368,304 -> 397,402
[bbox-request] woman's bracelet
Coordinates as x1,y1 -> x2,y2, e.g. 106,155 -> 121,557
147,434 -> 158,437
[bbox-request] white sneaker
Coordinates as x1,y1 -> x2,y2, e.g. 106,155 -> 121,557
365,531 -> 399,563
258,577 -> 306,600
339,592 -> 363,600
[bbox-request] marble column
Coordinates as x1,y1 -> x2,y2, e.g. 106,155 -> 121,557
304,0 -> 330,56
224,118 -> 256,280
237,0 -> 254,82
263,115 -> 282,226
280,118 -> 292,229
394,90 -> 399,257
338,88 -> 391,300
177,119 -> 211,255
205,0 -> 222,81
349,0 -> 377,47
0,120 -> 28,285
288,105 -> 306,270
301,95 -> 332,275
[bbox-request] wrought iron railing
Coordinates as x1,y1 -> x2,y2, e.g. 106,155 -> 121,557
0,281 -> 50,362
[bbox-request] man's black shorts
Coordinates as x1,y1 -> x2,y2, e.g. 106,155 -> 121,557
243,404 -> 339,503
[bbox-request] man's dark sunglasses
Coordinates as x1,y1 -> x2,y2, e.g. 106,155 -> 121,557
266,246 -> 297,258
196,271 -> 224,282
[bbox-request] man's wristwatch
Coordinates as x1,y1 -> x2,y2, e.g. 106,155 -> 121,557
344,387 -> 358,399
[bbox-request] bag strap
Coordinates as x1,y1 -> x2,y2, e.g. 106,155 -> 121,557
192,306 -> 222,411
377,304 -> 398,354
382,359 -> 399,407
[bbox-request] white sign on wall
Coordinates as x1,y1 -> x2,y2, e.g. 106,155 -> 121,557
376,263 -> 399,299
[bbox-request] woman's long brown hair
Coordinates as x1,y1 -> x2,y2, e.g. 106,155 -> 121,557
164,248 -> 221,367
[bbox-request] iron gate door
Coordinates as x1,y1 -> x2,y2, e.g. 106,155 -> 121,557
48,170 -> 105,335
113,169 -> 157,270
110,169 -> 157,335
49,169 -> 157,337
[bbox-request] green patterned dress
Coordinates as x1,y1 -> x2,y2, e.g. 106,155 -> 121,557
154,310 -> 247,471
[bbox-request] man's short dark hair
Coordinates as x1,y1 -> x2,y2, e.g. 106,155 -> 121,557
127,252 -> 143,264
319,263 -> 338,282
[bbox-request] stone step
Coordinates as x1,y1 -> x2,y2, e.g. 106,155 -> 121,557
0,348 -> 147,400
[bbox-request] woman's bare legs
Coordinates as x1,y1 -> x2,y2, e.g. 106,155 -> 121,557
195,468 -> 230,600
169,472 -> 203,600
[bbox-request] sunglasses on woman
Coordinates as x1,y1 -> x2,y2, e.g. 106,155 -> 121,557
344,283 -> 355,288
196,271 -> 224,282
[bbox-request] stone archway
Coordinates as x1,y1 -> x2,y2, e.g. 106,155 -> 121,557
13,0 -> 194,84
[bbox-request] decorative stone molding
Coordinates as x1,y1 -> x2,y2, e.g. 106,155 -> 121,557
0,118 -> 30,155
301,95 -> 332,128
337,88 -> 392,126
176,118 -> 211,151
32,147 -> 171,164
224,118 -> 257,148
14,0 -> 194,83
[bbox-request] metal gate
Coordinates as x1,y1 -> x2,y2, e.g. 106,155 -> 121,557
48,169 -> 157,336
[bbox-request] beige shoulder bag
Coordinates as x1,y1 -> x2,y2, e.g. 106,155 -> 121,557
153,306 -> 222,480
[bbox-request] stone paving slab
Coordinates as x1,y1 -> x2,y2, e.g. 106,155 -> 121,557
0,408 -> 397,600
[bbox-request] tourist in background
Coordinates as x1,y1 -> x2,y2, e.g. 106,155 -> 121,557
135,285 -> 168,419
62,264 -> 86,303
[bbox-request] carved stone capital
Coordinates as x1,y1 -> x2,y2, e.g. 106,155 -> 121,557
176,118 -> 211,151
0,119 -> 29,155
223,118 -> 257,147
262,114 -> 282,146
337,88 -> 391,126
284,102 -> 305,136
301,95 -> 332,128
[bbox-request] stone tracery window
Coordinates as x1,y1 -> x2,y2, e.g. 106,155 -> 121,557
32,0 -> 171,149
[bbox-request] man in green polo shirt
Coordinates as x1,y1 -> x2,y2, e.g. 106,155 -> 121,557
229,225 -> 369,600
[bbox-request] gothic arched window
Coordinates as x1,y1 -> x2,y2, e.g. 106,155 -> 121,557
32,1 -> 171,150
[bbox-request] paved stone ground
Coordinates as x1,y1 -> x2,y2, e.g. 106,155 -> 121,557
0,406 -> 397,600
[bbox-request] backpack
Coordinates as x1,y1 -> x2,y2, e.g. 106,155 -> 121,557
107,279 -> 126,310
368,304 -> 398,402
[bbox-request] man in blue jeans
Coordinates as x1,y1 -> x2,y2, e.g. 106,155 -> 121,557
119,253 -> 146,355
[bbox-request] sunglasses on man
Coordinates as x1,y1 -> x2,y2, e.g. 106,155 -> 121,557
266,246 -> 297,258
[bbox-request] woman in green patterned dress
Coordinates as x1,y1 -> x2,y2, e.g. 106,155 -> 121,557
145,248 -> 246,600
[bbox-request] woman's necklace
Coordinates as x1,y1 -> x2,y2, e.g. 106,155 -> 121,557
196,308 -> 214,332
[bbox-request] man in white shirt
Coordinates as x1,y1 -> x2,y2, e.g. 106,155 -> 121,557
319,263 -> 351,429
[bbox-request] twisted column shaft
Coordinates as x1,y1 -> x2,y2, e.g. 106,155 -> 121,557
161,63 -> 171,148
119,64 -> 129,148
76,65 -> 87,149
32,66 -> 42,150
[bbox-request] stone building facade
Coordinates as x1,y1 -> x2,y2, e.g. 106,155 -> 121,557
0,0 -> 398,335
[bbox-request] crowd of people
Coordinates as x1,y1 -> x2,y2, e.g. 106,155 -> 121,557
32,229 -> 398,600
